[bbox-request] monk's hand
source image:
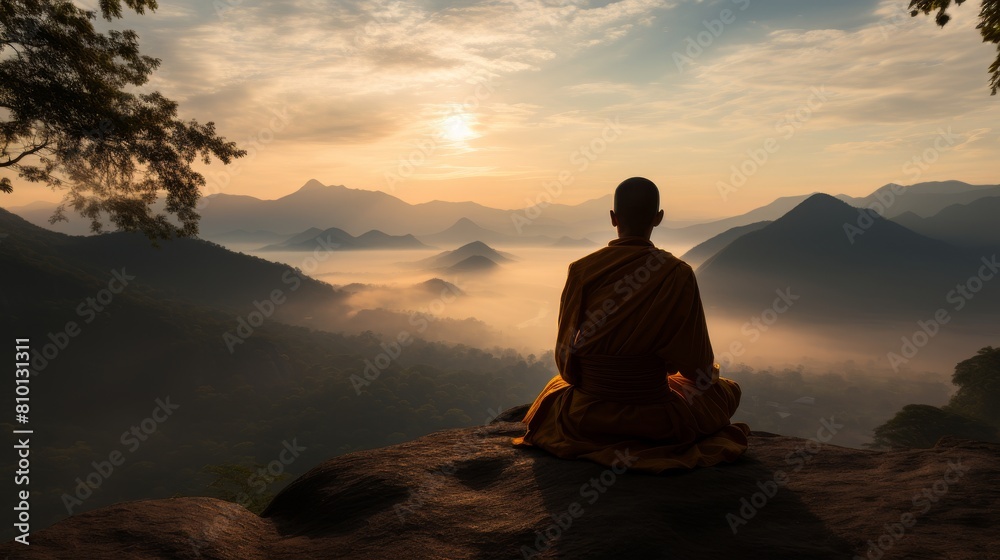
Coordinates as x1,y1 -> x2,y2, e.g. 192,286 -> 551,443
680,364 -> 718,389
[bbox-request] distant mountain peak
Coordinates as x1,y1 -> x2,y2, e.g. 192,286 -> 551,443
300,179 -> 327,191
781,193 -> 857,220
461,240 -> 492,251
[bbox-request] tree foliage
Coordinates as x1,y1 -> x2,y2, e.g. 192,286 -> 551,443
909,0 -> 1000,94
202,463 -> 286,515
871,403 -> 998,448
0,0 -> 245,238
946,345 -> 1000,425
871,346 -> 1000,448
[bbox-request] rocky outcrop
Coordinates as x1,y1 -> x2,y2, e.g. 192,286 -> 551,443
4,405 -> 998,559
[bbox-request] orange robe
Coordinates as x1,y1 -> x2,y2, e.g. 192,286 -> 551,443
512,237 -> 750,473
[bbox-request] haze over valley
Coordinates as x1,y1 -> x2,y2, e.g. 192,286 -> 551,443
5,172 -> 1000,539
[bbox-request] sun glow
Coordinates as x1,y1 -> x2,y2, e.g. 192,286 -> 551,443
439,111 -> 479,143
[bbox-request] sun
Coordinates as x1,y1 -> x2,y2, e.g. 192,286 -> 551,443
439,112 -> 479,143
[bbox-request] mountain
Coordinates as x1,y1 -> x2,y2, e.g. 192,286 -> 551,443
280,227 -> 326,246
0,207 -> 343,316
192,180 -> 616,239
418,217 -> 563,247
414,278 -> 465,297
420,218 -> 512,246
696,194 -> 996,320
5,200 -> 100,235
446,255 -> 500,274
652,194 -> 856,249
680,221 -> 771,268
551,235 -> 598,248
355,229 -> 430,249
206,229 -> 294,244
6,408 -> 998,559
260,226 -> 430,251
14,180 -> 1000,247
0,208 -> 550,536
650,181 -> 1000,249
856,180 -> 1000,218
408,241 -> 515,270
889,196 -> 1000,249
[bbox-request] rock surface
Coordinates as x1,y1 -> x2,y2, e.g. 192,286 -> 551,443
4,405 -> 999,559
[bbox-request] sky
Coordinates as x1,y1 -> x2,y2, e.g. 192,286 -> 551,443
6,0 -> 1000,220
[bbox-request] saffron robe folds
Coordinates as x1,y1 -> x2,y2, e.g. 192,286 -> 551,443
512,237 -> 750,473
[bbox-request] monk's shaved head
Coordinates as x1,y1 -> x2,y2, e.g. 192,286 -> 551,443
613,177 -> 661,235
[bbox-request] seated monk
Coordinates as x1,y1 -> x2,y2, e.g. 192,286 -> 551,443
512,177 -> 750,473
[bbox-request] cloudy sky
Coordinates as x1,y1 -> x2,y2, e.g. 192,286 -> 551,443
10,0 -> 1000,219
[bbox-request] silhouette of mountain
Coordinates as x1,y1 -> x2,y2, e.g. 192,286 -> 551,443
189,180 -> 614,239
653,193 -> 856,248
207,229 -> 294,244
409,241 -> 514,270
355,230 -> 430,249
696,194 -> 996,320
281,227 -> 326,246
856,180 -> 1000,218
414,278 -> 465,296
260,227 -> 430,251
889,196 -> 1000,249
6,409 -> 997,559
14,180 -> 1000,246
0,207 -> 549,537
550,235 -> 598,248
680,221 -> 771,267
0,207 -> 343,315
420,218 -> 511,246
445,255 -> 500,274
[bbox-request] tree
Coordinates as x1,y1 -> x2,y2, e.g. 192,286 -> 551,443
0,0 -> 245,239
871,346 -> 1000,448
909,0 -> 1000,94
945,345 -> 1000,425
201,463 -> 287,514
871,403 -> 998,448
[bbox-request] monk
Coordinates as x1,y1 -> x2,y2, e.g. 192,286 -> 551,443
512,177 -> 750,473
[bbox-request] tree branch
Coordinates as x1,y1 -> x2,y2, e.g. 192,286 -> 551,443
0,141 -> 50,167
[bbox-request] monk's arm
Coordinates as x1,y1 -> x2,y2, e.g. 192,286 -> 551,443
675,267 -> 718,386
555,263 -> 583,385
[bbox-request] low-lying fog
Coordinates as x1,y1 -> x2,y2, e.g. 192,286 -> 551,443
223,240 -> 991,387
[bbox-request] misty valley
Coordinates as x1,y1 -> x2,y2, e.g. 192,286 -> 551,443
3,179 -> 999,539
